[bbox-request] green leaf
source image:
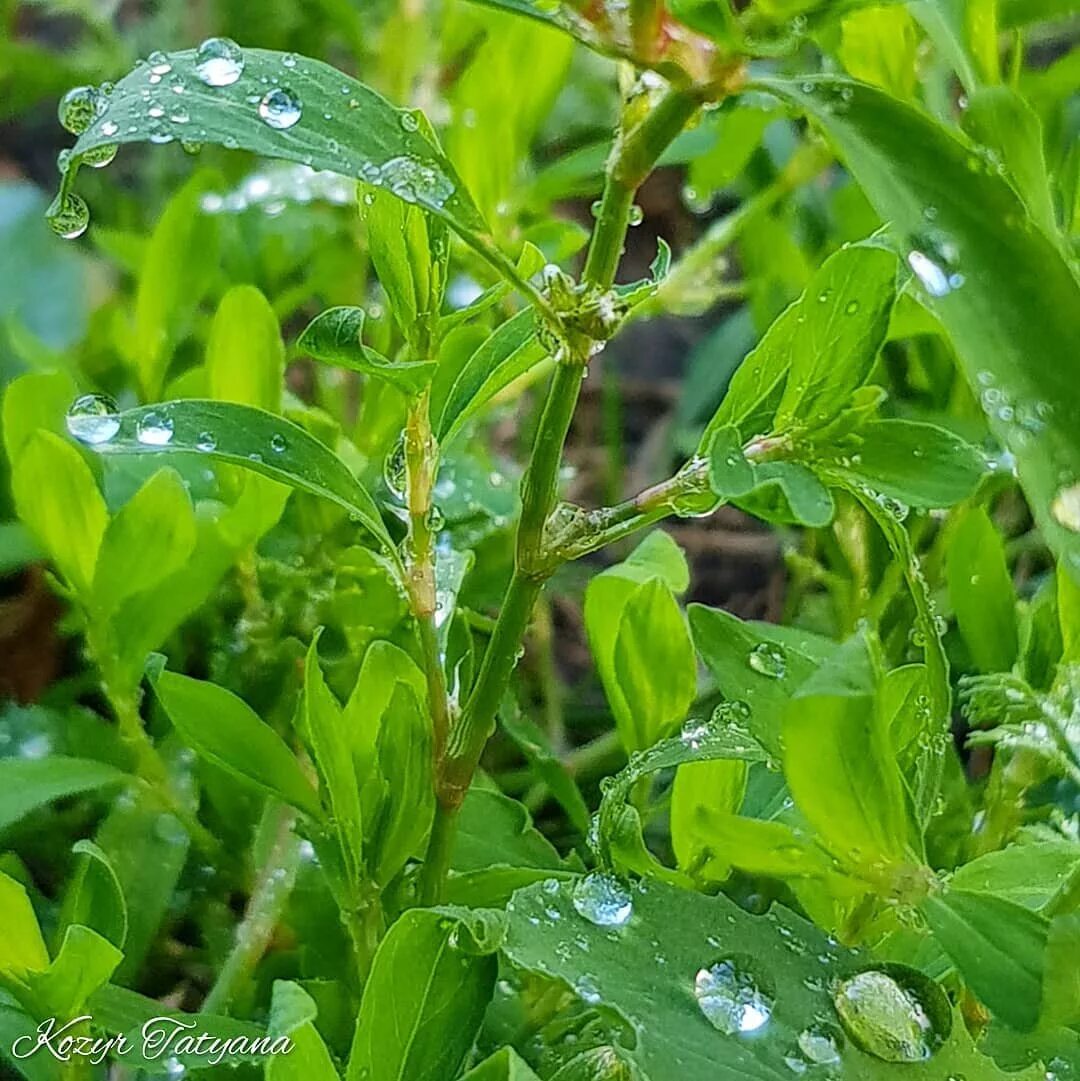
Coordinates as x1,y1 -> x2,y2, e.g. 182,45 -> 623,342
298,307 -> 436,395
12,430 -> 107,596
23,925 -> 122,1019
961,86 -> 1057,237
922,889 -> 1048,1032
1,369 -> 78,466
839,6 -> 919,99
950,842 -> 1080,910
702,245 -> 896,446
92,468 -> 197,615
81,400 -> 394,556
909,0 -> 999,92
154,670 -> 322,819
347,909 -> 496,1081
432,309 -> 545,442
0,871 -> 48,977
267,981 -> 341,1081
688,605 -> 835,754
783,634 -> 914,872
946,508 -> 1018,673
57,840 -> 127,951
1043,913 -> 1080,1030
66,47 -> 496,267
837,420 -> 987,508
461,1048 -> 541,1081
371,683 -> 433,886
302,638 -> 364,878
502,876 -> 1023,1081
671,758 -> 748,875
761,76 -> 1080,581
734,461 -> 835,528
0,757 -> 128,835
206,284 -> 285,412
706,425 -> 755,498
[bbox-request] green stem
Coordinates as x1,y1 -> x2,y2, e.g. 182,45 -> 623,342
202,804 -> 300,1015
417,798 -> 458,905
418,87 -> 705,907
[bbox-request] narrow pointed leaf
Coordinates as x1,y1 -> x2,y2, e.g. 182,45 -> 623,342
81,400 -> 394,555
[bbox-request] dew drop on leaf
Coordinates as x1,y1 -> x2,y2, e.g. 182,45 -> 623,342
797,1023 -> 843,1065
47,193 -> 90,240
195,37 -> 245,86
270,433 -> 287,453
147,50 -> 173,76
84,143 -> 118,169
258,88 -> 302,130
196,431 -> 217,451
832,966 -> 949,1063
383,437 -> 407,500
748,642 -> 786,679
136,411 -> 175,446
694,956 -> 773,1035
572,872 -> 633,927
399,110 -> 420,133
58,85 -> 105,135
66,394 -> 120,444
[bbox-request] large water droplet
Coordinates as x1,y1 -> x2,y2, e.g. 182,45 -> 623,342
748,642 -> 786,679
195,37 -> 245,86
694,957 -> 773,1035
258,88 -> 302,130
136,411 -> 174,446
58,85 -> 105,135
84,143 -> 118,169
383,437 -> 407,501
47,193 -> 90,240
1051,482 -> 1080,533
66,394 -> 120,444
377,156 -> 455,208
572,872 -> 633,927
832,966 -> 949,1063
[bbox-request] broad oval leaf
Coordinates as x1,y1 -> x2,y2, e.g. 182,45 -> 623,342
758,76 -> 1080,581
77,399 -> 394,557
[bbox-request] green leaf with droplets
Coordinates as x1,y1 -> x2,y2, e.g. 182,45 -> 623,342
77,399 -> 394,557
501,876 -> 1038,1081
758,76 -> 1080,583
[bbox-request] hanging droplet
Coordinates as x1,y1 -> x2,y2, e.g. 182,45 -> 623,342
258,88 -> 302,129
832,966 -> 949,1063
84,143 -> 118,169
694,957 -> 773,1035
194,37 -> 245,87
135,411 -> 174,446
47,193 -> 90,240
571,872 -> 633,927
383,437 -> 407,501
590,199 -> 603,219
747,642 -> 786,679
58,85 -> 105,135
66,394 -> 121,444
627,204 -> 644,226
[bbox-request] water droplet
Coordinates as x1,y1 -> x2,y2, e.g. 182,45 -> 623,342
832,966 -> 949,1063
797,1023 -> 843,1065
845,300 -> 859,315
1052,482 -> 1080,533
47,193 -> 90,239
136,411 -> 174,446
694,957 -> 773,1035
147,50 -> 172,76
628,204 -> 644,226
748,642 -> 786,679
195,37 -> 245,87
196,431 -> 217,451
383,437 -> 407,500
377,156 -> 455,208
270,433 -> 287,453
66,394 -> 120,444
399,110 -> 420,132
58,85 -> 105,135
258,88 -> 302,129
572,872 -> 633,927
282,52 -> 297,68
84,143 -> 118,168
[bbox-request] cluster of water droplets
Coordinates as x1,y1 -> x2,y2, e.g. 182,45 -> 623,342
200,162 -> 354,216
